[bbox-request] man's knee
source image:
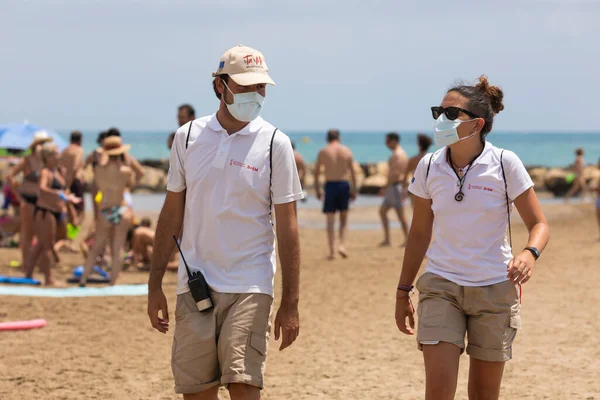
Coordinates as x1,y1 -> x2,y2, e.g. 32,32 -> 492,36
182,386 -> 219,400
228,383 -> 260,400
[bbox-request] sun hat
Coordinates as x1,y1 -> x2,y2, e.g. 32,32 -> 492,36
97,136 -> 131,156
29,131 -> 53,149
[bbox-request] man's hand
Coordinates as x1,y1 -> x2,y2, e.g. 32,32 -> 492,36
507,251 -> 535,284
274,301 -> 299,351
316,191 -> 322,201
147,288 -> 169,334
350,191 -> 357,201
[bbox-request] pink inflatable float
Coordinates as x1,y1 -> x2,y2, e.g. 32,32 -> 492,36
0,319 -> 46,331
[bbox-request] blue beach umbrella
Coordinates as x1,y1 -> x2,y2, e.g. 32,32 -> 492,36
0,122 -> 68,151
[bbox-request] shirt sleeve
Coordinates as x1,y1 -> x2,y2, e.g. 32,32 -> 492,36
270,132 -> 304,205
408,154 -> 433,200
166,125 -> 188,193
501,150 -> 534,201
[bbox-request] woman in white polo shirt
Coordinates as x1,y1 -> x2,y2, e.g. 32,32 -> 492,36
395,76 -> 550,400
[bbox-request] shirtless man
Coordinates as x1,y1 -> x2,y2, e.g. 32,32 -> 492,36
84,132 -> 107,220
565,148 -> 587,203
79,136 -> 134,286
402,133 -> 432,204
291,141 -> 307,201
314,129 -> 357,259
59,131 -> 85,247
379,132 -> 409,246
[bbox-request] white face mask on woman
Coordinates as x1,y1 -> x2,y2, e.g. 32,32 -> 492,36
222,81 -> 265,122
433,114 -> 477,147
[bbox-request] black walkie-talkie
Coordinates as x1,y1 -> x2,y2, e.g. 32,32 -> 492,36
173,236 -> 213,312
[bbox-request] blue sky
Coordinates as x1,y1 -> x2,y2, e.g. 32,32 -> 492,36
1,0 -> 599,133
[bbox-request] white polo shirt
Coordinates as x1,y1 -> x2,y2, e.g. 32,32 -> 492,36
408,141 -> 534,286
167,114 -> 303,297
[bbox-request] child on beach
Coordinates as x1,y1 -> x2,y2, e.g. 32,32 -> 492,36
125,218 -> 178,271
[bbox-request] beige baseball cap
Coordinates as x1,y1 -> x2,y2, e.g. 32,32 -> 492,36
212,44 -> 275,86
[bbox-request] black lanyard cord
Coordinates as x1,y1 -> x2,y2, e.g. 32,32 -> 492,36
447,147 -> 483,202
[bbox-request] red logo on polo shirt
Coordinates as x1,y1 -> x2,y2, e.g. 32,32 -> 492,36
468,184 -> 493,192
230,159 -> 246,168
229,159 -> 259,172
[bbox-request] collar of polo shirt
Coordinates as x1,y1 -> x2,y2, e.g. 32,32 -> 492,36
206,114 -> 263,135
434,141 -> 494,166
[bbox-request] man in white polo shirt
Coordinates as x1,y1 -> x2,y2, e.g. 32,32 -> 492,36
147,44 -> 303,400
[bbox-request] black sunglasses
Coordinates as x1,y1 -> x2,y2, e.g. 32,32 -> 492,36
431,106 -> 481,121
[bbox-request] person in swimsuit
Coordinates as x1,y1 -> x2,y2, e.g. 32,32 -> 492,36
79,136 -> 134,286
564,148 -> 587,203
84,131 -> 107,221
379,132 -> 409,247
104,128 -> 144,211
26,142 -> 81,286
7,131 -> 53,268
314,129 -> 358,260
403,133 -> 433,206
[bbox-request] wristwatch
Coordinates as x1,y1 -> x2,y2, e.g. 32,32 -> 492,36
524,246 -> 540,260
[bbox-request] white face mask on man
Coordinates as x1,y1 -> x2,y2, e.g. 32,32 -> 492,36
222,80 -> 265,122
433,114 -> 478,147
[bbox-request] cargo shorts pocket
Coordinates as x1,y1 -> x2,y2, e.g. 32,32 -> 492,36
502,314 -> 522,349
243,332 -> 268,378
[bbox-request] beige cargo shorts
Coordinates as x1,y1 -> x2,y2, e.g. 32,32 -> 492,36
415,272 -> 522,362
171,290 -> 273,394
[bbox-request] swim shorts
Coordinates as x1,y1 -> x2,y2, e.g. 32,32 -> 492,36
323,181 -> 350,213
382,183 -> 403,209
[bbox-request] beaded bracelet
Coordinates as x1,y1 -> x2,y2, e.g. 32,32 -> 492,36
397,284 -> 414,292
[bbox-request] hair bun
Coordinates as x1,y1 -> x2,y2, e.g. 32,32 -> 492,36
475,75 -> 504,114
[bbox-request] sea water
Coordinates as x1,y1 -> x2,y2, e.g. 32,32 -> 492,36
64,130 -> 600,168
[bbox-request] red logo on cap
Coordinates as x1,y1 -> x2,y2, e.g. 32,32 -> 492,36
243,54 -> 263,67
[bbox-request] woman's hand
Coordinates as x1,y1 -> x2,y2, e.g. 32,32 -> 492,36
395,293 -> 416,335
69,194 -> 82,204
507,251 -> 535,284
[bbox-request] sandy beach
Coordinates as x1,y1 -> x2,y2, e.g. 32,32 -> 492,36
1,201 -> 599,399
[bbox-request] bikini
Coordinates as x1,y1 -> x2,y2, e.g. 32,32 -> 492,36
98,154 -> 130,224
20,159 -> 40,205
100,205 -> 127,225
34,174 -> 65,222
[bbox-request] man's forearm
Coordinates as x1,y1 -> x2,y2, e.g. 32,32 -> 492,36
149,204 -> 184,291
276,223 -> 300,304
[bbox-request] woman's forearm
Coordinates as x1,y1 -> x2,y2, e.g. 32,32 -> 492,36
398,230 -> 431,286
